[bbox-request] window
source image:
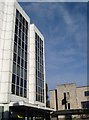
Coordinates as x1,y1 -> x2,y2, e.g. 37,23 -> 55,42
18,46 -> 21,57
24,89 -> 27,98
24,80 -> 27,88
25,61 -> 27,69
20,87 -> 23,96
22,50 -> 24,58
17,76 -> 20,86
14,43 -> 17,53
81,101 -> 89,109
13,62 -> 16,74
68,103 -> 70,109
17,65 -> 20,76
20,78 -> 23,87
15,25 -> 18,34
21,59 -> 24,67
16,10 -> 19,19
85,91 -> 89,96
12,84 -> 15,94
12,74 -> 16,84
13,53 -> 17,62
14,34 -> 18,43
21,67 -> 23,78
17,56 -> 20,65
22,41 -> 24,49
16,86 -> 19,95
35,32 -> 44,102
12,9 -> 28,98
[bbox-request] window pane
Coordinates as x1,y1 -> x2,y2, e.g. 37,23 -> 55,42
17,65 -> 20,76
24,70 -> 27,80
14,43 -> 17,53
20,78 -> 23,87
25,61 -> 27,69
25,44 -> 27,51
24,80 -> 27,88
18,38 -> 21,46
18,46 -> 21,56
20,87 -> 23,96
16,10 -> 19,19
25,35 -> 28,44
21,59 -> 24,67
12,74 -> 16,84
17,76 -> 19,86
25,52 -> 27,61
15,25 -> 18,35
22,50 -> 24,58
16,18 -> 18,26
22,32 -> 24,41
19,29 -> 21,38
13,53 -> 17,62
22,41 -> 24,49
13,62 -> 16,74
17,56 -> 20,65
26,21 -> 28,29
21,67 -> 23,78
20,14 -> 22,23
12,84 -> 15,94
85,91 -> 89,96
24,89 -> 27,98
16,86 -> 19,95
14,34 -> 18,43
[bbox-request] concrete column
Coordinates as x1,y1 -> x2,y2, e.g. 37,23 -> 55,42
0,106 -> 4,120
3,104 -> 9,120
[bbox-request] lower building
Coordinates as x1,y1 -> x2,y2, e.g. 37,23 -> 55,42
50,83 -> 89,120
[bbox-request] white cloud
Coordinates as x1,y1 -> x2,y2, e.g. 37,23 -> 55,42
20,2 -> 87,89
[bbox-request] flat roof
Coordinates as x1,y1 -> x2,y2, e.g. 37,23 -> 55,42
9,101 -> 54,112
51,109 -> 89,117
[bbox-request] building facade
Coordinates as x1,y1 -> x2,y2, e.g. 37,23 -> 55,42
0,0 -> 49,119
50,83 -> 89,120
50,83 -> 89,110
29,24 -> 46,106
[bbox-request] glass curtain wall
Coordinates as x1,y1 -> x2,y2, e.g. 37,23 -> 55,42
11,9 -> 28,98
35,33 -> 44,103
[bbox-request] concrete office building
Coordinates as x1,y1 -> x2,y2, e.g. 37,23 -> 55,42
50,83 -> 89,119
50,83 -> 89,110
0,0 -> 50,119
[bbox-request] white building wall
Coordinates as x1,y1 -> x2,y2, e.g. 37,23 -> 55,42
0,0 -> 46,108
57,83 -> 78,110
0,1 -> 16,103
76,86 -> 89,109
50,83 -> 89,111
29,24 -> 36,104
50,90 -> 56,110
10,1 -> 30,103
29,24 -> 46,107
0,0 -> 30,103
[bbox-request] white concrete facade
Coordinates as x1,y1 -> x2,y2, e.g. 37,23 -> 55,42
29,24 -> 46,107
0,0 -> 46,110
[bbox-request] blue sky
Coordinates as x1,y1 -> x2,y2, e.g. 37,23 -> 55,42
20,2 -> 87,90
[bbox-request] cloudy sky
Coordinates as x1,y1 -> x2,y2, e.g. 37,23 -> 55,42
20,2 -> 87,90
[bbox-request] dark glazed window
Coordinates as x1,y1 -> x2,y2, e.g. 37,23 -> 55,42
12,84 -> 15,94
35,32 -> 44,103
12,74 -> 16,84
81,101 -> 89,109
85,91 -> 89,96
11,9 -> 28,98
